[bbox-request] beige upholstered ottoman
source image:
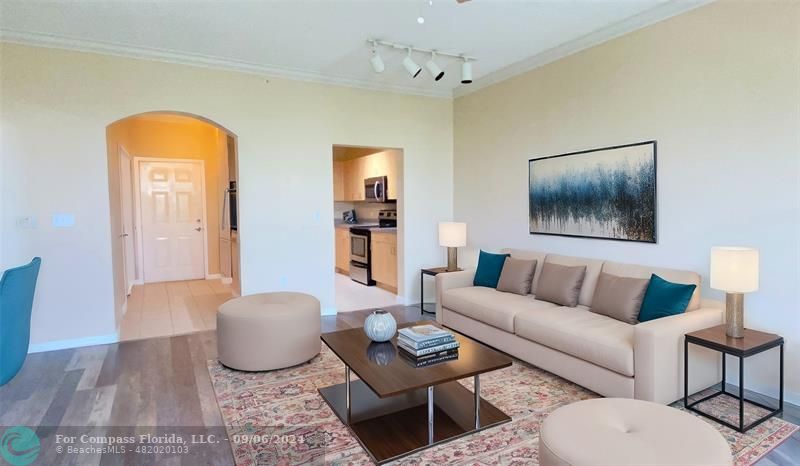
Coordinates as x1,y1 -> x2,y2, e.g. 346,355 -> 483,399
217,292 -> 321,371
539,398 -> 732,466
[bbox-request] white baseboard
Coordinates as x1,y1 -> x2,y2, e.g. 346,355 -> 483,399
321,306 -> 338,316
28,333 -> 119,354
205,273 -> 222,280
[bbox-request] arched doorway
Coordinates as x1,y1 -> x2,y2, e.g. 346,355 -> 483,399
106,111 -> 239,341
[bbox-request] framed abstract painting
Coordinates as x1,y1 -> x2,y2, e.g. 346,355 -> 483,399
528,141 -> 657,243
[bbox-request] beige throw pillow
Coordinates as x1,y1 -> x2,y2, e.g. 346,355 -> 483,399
496,258 -> 537,295
590,272 -> 650,324
535,262 -> 587,307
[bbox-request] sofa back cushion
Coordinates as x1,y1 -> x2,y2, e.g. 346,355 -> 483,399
601,261 -> 702,311
590,272 -> 650,324
502,249 -> 548,293
535,262 -> 587,307
542,254 -> 606,307
496,257 -> 537,295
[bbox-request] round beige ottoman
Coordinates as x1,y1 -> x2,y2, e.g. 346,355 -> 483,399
539,398 -> 732,466
217,292 -> 321,371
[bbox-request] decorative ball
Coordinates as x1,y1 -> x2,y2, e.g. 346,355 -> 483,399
364,310 -> 397,342
366,342 -> 396,366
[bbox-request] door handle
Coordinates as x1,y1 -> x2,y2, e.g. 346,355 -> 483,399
195,227 -> 203,232
120,233 -> 129,238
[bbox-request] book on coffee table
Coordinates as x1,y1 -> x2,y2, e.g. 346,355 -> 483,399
397,339 -> 459,357
398,324 -> 452,341
399,349 -> 459,368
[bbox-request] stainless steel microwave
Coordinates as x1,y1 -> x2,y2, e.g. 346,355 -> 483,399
364,176 -> 387,203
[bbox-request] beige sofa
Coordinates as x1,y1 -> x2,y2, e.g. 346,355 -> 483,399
435,249 -> 723,404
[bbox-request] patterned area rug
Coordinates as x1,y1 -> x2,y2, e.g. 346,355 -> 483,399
208,347 -> 797,465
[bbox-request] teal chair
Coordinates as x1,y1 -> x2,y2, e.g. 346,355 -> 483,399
0,257 -> 41,386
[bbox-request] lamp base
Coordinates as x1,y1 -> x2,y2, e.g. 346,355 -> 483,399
446,247 -> 458,272
725,292 -> 744,338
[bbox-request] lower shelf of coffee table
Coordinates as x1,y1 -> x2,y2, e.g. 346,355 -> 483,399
318,378 -> 511,464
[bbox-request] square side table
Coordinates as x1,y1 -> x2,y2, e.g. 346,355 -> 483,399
684,324 -> 783,433
420,267 -> 463,315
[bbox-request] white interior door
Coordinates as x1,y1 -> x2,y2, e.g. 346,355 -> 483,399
139,160 -> 206,282
118,147 -> 136,293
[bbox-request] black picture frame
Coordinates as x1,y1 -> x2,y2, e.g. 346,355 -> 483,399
528,140 -> 657,243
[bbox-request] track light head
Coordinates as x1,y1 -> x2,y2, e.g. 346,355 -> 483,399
461,58 -> 473,84
402,49 -> 422,78
425,52 -> 444,81
369,49 -> 384,74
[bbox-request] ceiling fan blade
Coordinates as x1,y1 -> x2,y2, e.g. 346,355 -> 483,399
456,0 -> 471,3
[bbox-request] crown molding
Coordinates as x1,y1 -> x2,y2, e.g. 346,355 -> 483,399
452,0 -> 714,98
0,28 -> 453,99
1,1 -> 711,101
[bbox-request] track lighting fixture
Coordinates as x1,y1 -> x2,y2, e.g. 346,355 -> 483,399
369,42 -> 384,73
461,58 -> 473,84
425,52 -> 444,81
402,49 -> 422,78
365,40 -> 476,84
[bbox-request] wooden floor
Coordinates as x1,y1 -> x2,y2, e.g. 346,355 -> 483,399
1,305 -> 798,466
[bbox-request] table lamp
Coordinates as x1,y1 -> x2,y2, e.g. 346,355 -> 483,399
439,222 -> 467,272
710,247 -> 759,338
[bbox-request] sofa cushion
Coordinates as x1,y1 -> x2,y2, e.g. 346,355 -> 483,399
442,287 -> 556,333
542,254 -> 606,307
601,261 -> 701,311
590,272 -> 650,324
502,249 -> 548,294
497,257 -> 537,295
515,306 -> 635,376
535,262 -> 587,307
473,250 -> 510,288
638,274 -> 697,322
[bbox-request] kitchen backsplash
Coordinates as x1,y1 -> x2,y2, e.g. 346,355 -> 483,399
334,201 -> 396,223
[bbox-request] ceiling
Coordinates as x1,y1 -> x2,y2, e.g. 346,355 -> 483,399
0,0 -> 706,98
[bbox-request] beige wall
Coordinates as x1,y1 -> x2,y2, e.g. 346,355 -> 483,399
106,115 -> 228,321
1,43 -> 453,349
453,0 -> 800,402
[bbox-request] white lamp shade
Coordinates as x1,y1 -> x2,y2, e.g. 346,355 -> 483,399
439,222 -> 467,248
710,247 -> 759,293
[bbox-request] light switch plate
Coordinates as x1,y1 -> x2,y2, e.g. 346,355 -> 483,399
52,213 -> 76,228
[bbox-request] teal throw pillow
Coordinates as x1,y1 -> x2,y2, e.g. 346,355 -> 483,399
473,250 -> 510,288
638,274 -> 697,322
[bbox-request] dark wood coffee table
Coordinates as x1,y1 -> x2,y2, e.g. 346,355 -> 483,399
319,320 -> 512,464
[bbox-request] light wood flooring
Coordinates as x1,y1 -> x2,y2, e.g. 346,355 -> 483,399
119,279 -> 234,342
1,305 -> 798,465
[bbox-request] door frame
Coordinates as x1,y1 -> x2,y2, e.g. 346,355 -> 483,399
117,144 -> 136,296
133,157 -> 210,283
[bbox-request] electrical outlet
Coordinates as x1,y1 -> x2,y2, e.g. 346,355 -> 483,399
16,216 -> 38,229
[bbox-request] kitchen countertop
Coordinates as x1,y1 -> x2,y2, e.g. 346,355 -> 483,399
335,223 -> 396,234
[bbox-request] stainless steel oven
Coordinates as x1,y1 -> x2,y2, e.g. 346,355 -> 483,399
364,176 -> 387,203
349,228 -> 375,285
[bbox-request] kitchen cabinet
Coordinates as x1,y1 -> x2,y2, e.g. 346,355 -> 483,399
371,232 -> 397,291
335,228 -> 350,272
333,161 -> 346,201
344,157 -> 366,201
335,150 -> 399,202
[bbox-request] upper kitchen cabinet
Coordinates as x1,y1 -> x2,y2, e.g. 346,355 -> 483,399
332,148 -> 399,202
333,160 -> 346,201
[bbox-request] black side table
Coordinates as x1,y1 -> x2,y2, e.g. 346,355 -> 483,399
420,267 -> 463,315
684,324 -> 783,433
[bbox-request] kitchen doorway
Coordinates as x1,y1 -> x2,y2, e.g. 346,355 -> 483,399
332,144 -> 404,312
106,111 -> 240,341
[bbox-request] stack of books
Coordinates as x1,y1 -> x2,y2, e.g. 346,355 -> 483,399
397,324 -> 459,367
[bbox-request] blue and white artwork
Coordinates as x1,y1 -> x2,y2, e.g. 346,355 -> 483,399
529,141 -> 656,243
